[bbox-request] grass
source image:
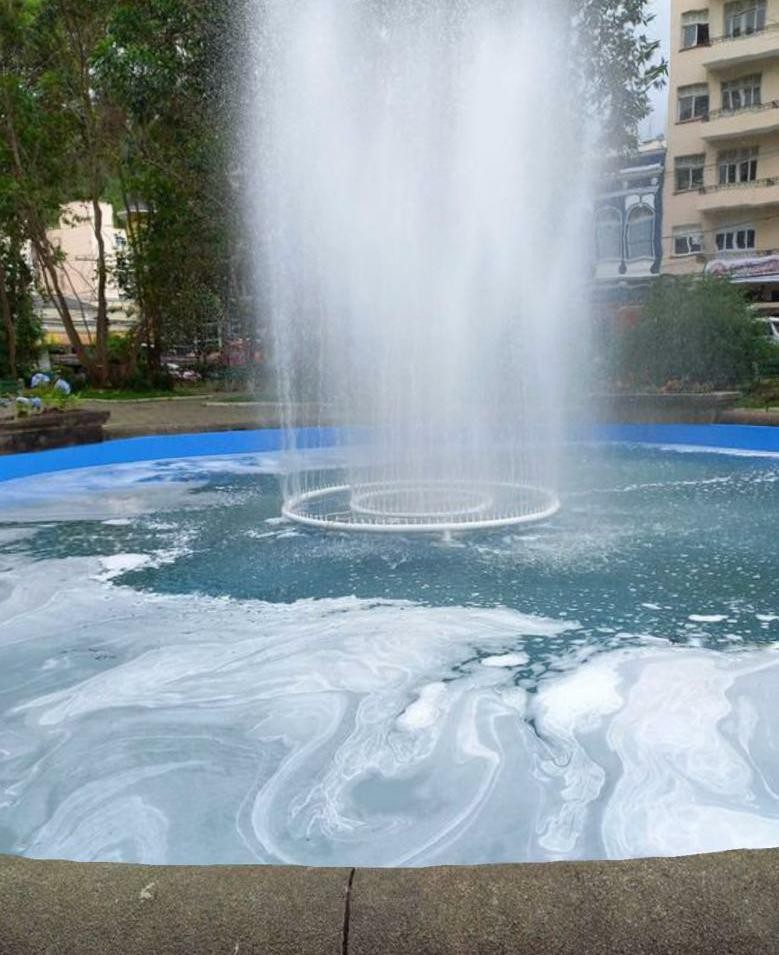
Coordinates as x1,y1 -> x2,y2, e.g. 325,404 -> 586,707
77,380 -> 280,402
205,392 -> 277,403
78,384 -> 214,401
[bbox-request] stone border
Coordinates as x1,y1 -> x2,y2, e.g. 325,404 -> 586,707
596,392 -> 743,425
1,850 -> 777,954
0,410 -> 109,456
721,407 -> 779,426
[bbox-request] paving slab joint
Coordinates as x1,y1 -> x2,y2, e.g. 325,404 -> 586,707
342,868 -> 356,955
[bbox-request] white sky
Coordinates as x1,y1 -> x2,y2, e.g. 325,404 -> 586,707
644,0 -> 671,139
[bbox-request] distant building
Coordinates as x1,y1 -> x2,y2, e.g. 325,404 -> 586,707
36,201 -> 135,347
665,0 -> 779,317
592,138 -> 667,320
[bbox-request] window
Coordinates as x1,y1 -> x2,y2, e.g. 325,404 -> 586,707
724,0 -> 767,38
715,225 -> 756,251
626,205 -> 655,260
718,146 -> 758,184
675,154 -> 706,191
673,227 -> 704,256
682,10 -> 710,48
722,75 -> 762,111
678,84 -> 710,121
595,207 -> 623,261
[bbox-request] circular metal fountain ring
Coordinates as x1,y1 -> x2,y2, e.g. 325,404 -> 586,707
350,482 -> 495,521
282,479 -> 560,534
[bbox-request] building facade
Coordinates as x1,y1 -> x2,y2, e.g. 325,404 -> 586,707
666,0 -> 779,316
592,139 -> 667,317
37,201 -> 134,347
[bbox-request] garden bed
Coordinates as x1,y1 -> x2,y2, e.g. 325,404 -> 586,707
0,409 -> 110,456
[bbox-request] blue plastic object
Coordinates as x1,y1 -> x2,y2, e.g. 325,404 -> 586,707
0,424 -> 777,485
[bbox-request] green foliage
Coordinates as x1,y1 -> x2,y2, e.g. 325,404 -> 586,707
0,309 -> 41,377
738,378 -> 779,410
24,381 -> 75,411
573,0 -> 667,151
2,0 -> 660,387
93,0 -> 245,369
618,277 -> 763,391
756,345 -> 779,380
78,384 -> 215,401
0,237 -> 41,376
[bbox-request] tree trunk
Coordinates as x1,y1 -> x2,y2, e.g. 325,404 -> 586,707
61,4 -> 110,387
149,302 -> 163,376
1,84 -> 93,377
91,196 -> 110,386
0,255 -> 17,380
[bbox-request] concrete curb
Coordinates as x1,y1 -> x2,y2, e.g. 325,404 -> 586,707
721,408 -> 779,426
0,855 -> 348,955
1,850 -> 778,954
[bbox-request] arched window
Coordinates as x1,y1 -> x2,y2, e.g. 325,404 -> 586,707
595,207 -> 622,261
626,205 -> 655,260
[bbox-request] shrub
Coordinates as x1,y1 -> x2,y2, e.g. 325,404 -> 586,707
618,275 -> 762,390
0,311 -> 42,380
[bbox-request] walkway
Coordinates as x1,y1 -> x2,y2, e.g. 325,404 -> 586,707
78,397 -> 327,439
81,396 -> 779,440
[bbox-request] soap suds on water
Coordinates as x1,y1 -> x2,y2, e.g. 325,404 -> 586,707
481,653 -> 529,668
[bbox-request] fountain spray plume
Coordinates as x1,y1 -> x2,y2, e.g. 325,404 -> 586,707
250,0 -> 594,532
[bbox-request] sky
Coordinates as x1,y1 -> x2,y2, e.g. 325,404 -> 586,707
644,0 -> 671,140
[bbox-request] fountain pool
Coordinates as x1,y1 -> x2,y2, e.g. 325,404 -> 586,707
0,428 -> 778,867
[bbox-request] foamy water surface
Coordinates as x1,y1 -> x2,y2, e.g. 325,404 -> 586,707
0,445 -> 777,865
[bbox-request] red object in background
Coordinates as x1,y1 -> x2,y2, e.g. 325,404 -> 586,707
222,339 -> 264,368
616,306 -> 642,330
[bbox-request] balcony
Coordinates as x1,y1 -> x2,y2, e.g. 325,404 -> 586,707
702,24 -> 779,72
697,177 -> 779,212
700,101 -> 779,141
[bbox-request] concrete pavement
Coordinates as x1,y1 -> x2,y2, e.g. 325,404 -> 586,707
2,850 -> 778,954
78,397 -> 328,439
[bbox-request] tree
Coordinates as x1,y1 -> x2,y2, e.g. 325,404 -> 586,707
31,0 -> 124,384
94,0 -> 246,377
618,276 -> 763,390
573,0 -> 666,152
0,206 -> 40,380
3,0 -> 663,388
0,0 -> 122,385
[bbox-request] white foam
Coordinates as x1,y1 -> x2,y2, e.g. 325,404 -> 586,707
97,554 -> 153,579
481,653 -> 529,668
1,553 -> 778,868
397,683 -> 448,731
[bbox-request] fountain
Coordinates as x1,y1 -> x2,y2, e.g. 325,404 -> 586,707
252,0 -> 591,532
1,0 -> 779,892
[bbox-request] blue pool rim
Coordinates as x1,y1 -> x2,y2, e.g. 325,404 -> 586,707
0,423 -> 778,485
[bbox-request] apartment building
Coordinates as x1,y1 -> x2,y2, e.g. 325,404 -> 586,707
666,0 -> 779,313
37,201 -> 134,347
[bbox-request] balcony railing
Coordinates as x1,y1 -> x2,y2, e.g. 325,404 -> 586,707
702,100 -> 779,122
698,176 -> 779,195
708,21 -> 779,46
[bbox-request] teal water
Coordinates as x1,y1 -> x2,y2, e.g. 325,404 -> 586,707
10,444 -> 777,646
0,443 -> 777,866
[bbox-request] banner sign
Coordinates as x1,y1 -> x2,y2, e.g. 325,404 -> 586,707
705,256 -> 779,281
